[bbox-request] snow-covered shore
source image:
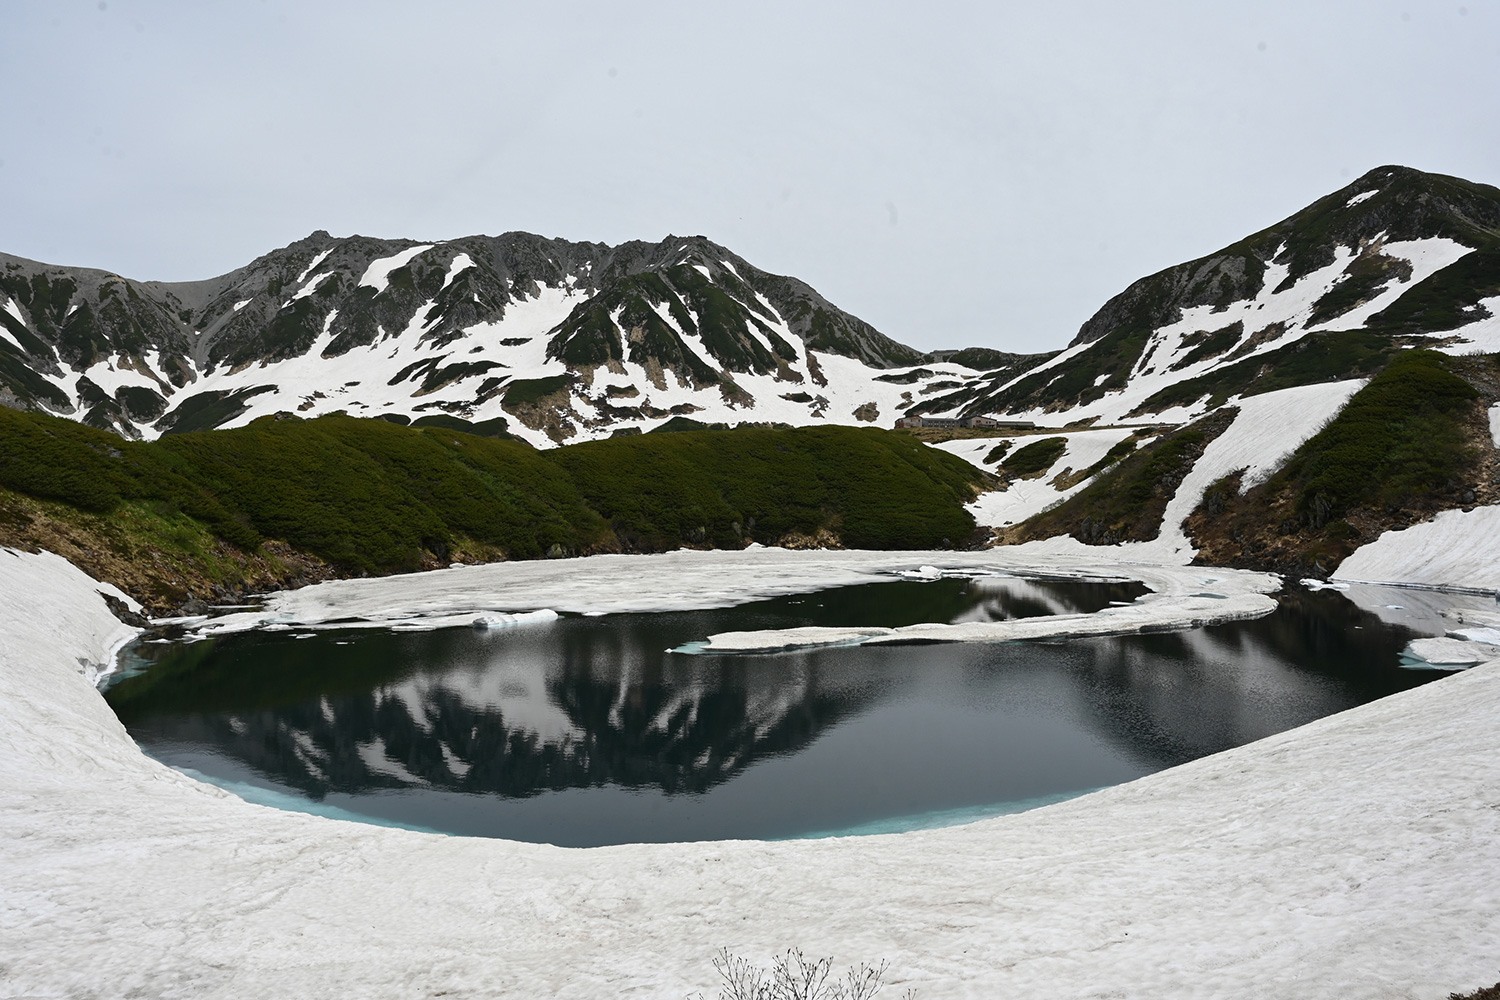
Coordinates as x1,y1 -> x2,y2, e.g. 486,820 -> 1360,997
1334,505 -> 1500,594
3,546 -> 1499,999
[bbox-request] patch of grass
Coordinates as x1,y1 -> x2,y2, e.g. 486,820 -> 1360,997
1006,410 -> 1236,544
1000,437 -> 1067,478
551,424 -> 983,550
409,413 -> 514,439
1170,322 -> 1243,371
982,440 -> 1013,465
649,416 -> 720,434
151,415 -> 608,570
1369,246 -> 1500,333
0,405 -> 129,512
503,374 -> 573,407
1271,350 -> 1478,525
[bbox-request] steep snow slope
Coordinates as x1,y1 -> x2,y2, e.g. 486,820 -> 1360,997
936,380 -> 1363,553
1334,505 -> 1500,593
937,427 -> 1139,527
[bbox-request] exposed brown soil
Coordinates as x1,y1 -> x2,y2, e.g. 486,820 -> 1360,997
0,489 -> 344,615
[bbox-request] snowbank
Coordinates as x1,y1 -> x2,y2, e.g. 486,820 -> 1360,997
3,547 -> 1500,999
1334,505 -> 1500,594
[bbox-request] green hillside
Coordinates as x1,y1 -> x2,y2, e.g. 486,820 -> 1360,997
1188,350 -> 1490,574
996,350 -> 1495,573
0,410 -> 989,612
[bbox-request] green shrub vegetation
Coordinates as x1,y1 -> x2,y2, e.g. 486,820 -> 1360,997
1170,322 -> 1243,371
1269,350 -> 1478,525
502,374 -> 572,406
0,409 -> 988,605
551,425 -> 982,550
1186,350 -> 1488,575
1000,437 -> 1067,478
1007,410 -> 1236,545
982,440 -> 1013,465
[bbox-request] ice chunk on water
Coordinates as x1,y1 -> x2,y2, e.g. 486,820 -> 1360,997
470,609 -> 560,630
1399,636 -> 1495,670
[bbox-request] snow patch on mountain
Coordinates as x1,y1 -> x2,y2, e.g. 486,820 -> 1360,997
973,381 -> 1362,562
289,272 -> 333,302
439,252 -> 474,290
1426,294 -> 1500,354
358,244 -> 434,290
1131,379 -> 1364,561
80,354 -> 170,396
295,248 -> 333,285
1316,238 -> 1472,332
939,428 -> 1137,527
0,298 -> 25,350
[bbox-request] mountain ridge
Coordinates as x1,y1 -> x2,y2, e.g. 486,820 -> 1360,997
0,229 -> 989,445
910,164 -> 1500,429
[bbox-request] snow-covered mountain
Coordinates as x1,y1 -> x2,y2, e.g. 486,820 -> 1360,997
916,165 -> 1500,429
0,232 -> 1036,446
896,165 -> 1500,539
2,164 -> 1496,485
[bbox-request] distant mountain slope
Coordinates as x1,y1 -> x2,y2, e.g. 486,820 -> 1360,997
913,165 -> 1500,427
0,233 -> 1010,444
889,167 -> 1500,579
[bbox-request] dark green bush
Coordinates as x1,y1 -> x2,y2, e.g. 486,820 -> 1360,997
0,409 -> 986,574
1273,350 -> 1478,524
1001,437 -> 1067,478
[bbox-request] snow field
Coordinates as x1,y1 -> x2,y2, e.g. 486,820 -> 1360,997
937,427 -> 1138,526
947,381 -> 1363,565
3,546 -> 1499,998
1429,294 -> 1500,355
1334,505 -> 1500,594
1118,379 -> 1365,562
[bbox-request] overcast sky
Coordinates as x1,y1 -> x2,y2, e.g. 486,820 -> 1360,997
4,1 -> 1498,354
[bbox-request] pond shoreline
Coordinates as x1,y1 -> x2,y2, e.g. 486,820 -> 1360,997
4,545 -> 1500,998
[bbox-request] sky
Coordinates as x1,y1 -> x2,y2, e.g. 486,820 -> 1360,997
3,1 -> 1498,356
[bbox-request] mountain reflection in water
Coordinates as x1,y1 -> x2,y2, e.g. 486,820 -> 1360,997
106,578 -> 1434,846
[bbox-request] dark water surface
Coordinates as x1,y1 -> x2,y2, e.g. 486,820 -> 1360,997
106,576 -> 1437,847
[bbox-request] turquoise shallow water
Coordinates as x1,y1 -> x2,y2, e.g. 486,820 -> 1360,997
107,577 -> 1433,847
